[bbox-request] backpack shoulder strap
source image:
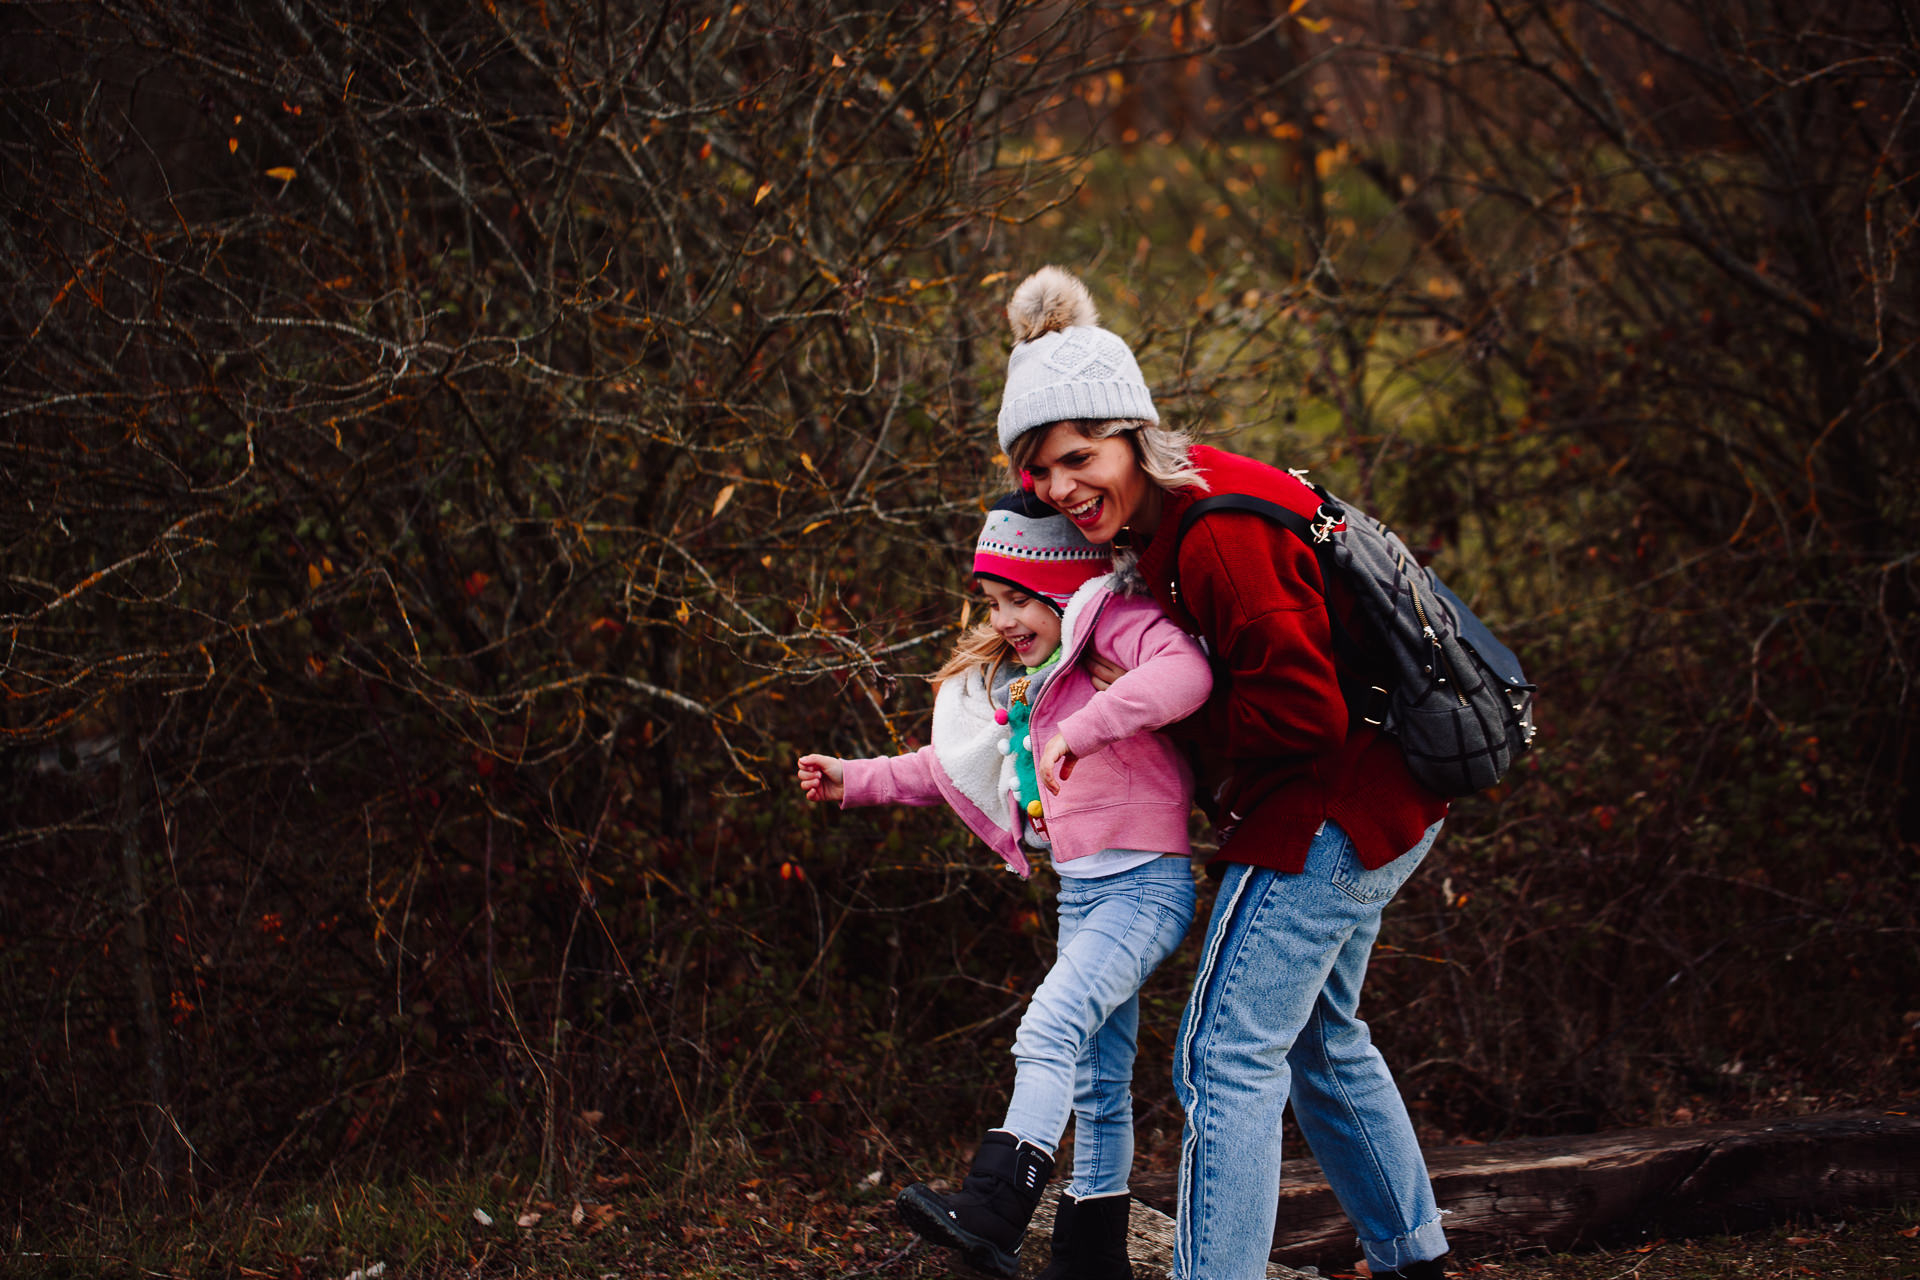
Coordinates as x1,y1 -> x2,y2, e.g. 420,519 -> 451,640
1174,492 -> 1316,555
1168,490 -> 1348,603
1167,489 -> 1389,723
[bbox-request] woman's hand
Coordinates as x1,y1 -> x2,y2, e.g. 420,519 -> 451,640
1082,649 -> 1128,691
1038,733 -> 1078,795
796,754 -> 845,803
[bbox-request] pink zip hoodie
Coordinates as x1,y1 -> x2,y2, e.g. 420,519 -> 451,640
839,575 -> 1212,878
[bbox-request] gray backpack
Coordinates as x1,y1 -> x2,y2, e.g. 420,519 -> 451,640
1168,478 -> 1536,798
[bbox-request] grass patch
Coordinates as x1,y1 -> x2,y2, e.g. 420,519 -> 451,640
8,1170 -> 636,1279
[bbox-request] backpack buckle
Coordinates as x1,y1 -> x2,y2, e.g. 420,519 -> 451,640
1310,504 -> 1345,544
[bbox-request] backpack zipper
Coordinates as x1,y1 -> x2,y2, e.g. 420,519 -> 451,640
1404,559 -> 1468,707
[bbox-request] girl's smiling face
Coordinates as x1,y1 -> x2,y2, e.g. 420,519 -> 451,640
1019,421 -> 1158,544
979,578 -> 1062,665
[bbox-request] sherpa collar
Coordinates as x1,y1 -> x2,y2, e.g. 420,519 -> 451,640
928,572 -> 1116,829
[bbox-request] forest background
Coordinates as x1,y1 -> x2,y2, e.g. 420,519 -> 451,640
2,0 -> 1917,1273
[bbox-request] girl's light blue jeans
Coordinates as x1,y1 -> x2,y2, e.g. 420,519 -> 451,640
1000,855 -> 1197,1199
1173,819 -> 1447,1279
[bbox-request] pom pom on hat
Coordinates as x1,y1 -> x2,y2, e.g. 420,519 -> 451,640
996,266 -> 1157,451
1007,266 -> 1098,344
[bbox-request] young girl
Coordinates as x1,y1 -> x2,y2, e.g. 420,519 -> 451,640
797,491 -> 1211,1280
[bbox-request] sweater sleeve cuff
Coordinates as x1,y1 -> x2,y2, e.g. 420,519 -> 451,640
839,759 -> 887,808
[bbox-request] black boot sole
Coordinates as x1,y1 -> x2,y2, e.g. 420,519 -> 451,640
895,1184 -> 1020,1279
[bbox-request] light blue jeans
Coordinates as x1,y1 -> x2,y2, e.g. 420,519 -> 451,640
1001,856 -> 1197,1199
1172,819 -> 1447,1279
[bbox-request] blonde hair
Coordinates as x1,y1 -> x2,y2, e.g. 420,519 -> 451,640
932,619 -> 1015,694
1005,418 -> 1209,495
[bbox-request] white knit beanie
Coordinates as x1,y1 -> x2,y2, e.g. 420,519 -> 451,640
995,267 -> 1158,452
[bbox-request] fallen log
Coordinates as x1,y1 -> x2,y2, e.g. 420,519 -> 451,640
1129,1109 -> 1920,1271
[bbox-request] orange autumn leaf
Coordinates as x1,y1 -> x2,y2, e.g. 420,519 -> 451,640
265,166 -> 296,182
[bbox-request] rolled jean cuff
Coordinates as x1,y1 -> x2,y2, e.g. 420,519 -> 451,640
999,1126 -> 1056,1158
1360,1211 -> 1449,1275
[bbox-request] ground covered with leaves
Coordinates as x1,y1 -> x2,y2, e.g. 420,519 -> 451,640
13,1170 -> 1917,1279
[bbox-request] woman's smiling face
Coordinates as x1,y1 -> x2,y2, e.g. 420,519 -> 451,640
1020,421 -> 1155,544
979,578 -> 1062,665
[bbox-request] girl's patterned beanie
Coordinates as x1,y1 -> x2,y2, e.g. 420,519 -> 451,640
972,490 -> 1109,612
996,266 -> 1158,452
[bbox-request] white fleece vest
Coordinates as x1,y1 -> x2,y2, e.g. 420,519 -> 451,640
928,575 -> 1114,836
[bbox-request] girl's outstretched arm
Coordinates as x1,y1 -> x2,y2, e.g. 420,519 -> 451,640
796,753 -> 845,803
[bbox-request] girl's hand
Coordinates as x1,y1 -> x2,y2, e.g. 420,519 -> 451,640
1083,649 -> 1128,691
796,754 -> 845,803
1038,733 -> 1077,795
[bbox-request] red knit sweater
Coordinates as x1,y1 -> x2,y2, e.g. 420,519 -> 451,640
1132,446 -> 1448,872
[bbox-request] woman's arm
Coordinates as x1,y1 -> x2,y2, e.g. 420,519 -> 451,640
1082,651 -> 1126,690
1041,601 -> 1214,791
1060,605 -> 1214,752
1174,509 -> 1349,760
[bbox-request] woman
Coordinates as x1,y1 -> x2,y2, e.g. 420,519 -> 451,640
997,266 -> 1452,1280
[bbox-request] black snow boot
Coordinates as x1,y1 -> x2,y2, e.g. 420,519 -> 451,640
896,1130 -> 1054,1278
1035,1191 -> 1134,1280
1369,1258 -> 1450,1280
